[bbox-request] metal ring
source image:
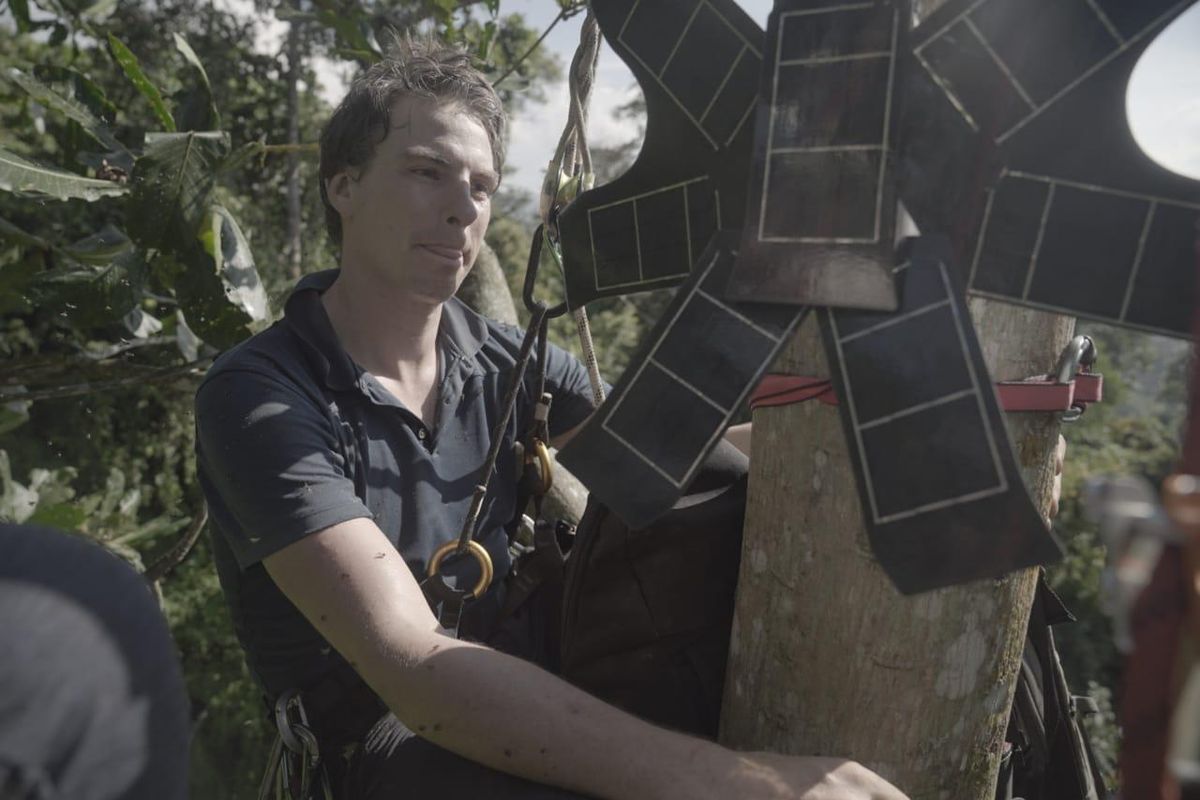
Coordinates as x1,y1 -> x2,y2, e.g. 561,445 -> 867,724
426,540 -> 494,600
526,438 -> 554,495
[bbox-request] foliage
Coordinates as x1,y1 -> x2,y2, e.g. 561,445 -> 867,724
1046,322 -> 1190,785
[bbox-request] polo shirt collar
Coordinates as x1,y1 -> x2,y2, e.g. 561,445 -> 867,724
283,269 -> 489,392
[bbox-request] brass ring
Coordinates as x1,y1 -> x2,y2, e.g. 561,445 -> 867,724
526,438 -> 554,495
427,540 -> 494,600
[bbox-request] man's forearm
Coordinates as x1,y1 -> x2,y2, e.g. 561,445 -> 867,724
373,631 -> 735,800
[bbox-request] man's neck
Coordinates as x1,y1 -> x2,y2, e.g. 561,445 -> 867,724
320,266 -> 441,385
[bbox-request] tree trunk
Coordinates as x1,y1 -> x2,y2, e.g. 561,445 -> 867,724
457,242 -> 589,524
284,3 -> 304,281
719,301 -> 1074,797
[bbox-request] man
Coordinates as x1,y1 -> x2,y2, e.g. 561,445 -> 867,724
195,36 -> 906,799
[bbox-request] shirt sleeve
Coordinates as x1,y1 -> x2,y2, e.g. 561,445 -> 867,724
195,369 -> 372,570
542,340 -> 609,439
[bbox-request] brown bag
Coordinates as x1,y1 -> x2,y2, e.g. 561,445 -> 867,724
559,440 -> 749,738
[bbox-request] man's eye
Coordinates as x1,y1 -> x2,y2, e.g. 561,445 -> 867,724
472,183 -> 494,199
412,167 -> 439,178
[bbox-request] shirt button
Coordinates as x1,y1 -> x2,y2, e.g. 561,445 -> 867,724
417,428 -> 426,440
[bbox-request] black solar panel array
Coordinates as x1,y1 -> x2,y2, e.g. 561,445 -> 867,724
558,233 -> 808,527
821,236 -> 1061,592
728,0 -> 907,310
556,0 -> 764,309
904,0 -> 1200,337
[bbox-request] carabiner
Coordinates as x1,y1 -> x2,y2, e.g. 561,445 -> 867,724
522,223 -> 569,319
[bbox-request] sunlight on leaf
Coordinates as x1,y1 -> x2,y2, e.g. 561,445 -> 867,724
0,147 -> 127,201
106,33 -> 175,132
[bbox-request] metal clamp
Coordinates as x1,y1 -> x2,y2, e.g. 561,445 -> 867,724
995,335 -> 1102,421
427,539 -> 494,601
1057,335 -> 1098,422
1054,334 -> 1097,385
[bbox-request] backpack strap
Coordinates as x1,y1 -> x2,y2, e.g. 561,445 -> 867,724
1001,570 -> 1109,800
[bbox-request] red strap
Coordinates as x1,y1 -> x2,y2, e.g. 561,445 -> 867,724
750,372 -> 1103,412
750,374 -> 837,409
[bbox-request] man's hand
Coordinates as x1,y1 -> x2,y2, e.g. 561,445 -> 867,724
721,752 -> 908,799
1050,434 -> 1067,518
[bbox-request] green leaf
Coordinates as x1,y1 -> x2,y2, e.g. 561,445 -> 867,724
0,146 -> 127,201
6,69 -> 130,158
31,248 -> 148,327
173,205 -> 267,349
274,8 -> 318,22
106,33 -> 175,132
0,395 -> 30,435
172,33 -> 220,131
0,450 -> 38,524
62,223 -> 131,265
28,501 -> 88,530
205,205 -> 267,321
126,131 -> 229,250
80,0 -> 118,21
311,1 -> 381,62
48,22 -> 68,47
0,254 -> 39,314
9,0 -> 33,33
0,215 -> 51,250
34,65 -> 118,126
477,20 -> 498,60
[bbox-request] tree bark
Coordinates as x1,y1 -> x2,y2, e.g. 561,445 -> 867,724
719,301 -> 1074,797
457,242 -> 589,525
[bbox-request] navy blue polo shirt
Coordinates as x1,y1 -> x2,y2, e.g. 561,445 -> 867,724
195,269 -> 596,697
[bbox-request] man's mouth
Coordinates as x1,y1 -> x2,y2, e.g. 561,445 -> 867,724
421,244 -> 465,263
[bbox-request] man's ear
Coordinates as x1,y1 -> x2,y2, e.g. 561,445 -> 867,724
325,171 -> 356,218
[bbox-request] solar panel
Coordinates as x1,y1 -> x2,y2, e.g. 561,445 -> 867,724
727,0 -> 908,311
901,0 -> 1200,338
820,236 -> 1061,593
558,233 -> 808,528
557,0 -> 764,309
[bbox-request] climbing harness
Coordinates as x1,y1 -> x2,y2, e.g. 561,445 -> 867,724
257,690 -> 333,800
418,225 -> 570,634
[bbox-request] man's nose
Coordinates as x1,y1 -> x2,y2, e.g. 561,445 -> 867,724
445,181 -> 479,228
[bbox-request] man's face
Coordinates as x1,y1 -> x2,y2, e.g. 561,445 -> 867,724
326,94 -> 498,304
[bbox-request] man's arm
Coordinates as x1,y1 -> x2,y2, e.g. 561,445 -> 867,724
264,518 -> 905,800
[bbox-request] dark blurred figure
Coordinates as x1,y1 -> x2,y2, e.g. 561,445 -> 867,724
0,523 -> 189,800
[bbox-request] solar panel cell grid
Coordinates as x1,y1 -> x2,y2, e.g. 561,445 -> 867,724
826,254 -> 1006,525
860,395 -> 1006,522
619,0 -> 760,149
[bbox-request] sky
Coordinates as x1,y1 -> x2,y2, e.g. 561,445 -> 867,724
222,0 -> 1200,199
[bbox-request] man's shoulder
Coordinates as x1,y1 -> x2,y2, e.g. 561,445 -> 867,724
196,320 -> 325,414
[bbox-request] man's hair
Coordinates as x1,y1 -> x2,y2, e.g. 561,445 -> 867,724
318,34 -> 507,246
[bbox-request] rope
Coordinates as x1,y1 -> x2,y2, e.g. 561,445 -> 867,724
542,11 -> 606,405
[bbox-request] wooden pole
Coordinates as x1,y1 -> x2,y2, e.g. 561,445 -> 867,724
719,301 -> 1074,797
